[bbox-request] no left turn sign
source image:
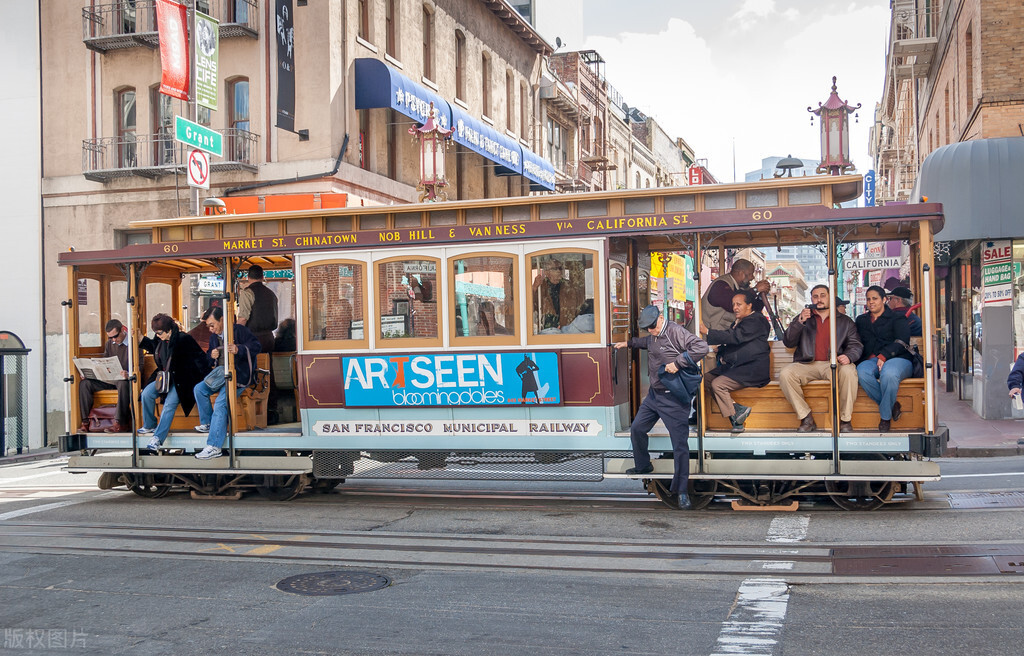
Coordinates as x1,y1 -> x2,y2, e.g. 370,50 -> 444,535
187,149 -> 210,189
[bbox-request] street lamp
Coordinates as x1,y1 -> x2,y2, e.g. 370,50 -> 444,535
807,77 -> 861,176
409,102 -> 453,202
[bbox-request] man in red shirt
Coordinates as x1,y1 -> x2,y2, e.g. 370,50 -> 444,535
778,285 -> 863,432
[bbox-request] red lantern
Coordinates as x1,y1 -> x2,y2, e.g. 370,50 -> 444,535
808,77 -> 861,175
409,102 -> 453,202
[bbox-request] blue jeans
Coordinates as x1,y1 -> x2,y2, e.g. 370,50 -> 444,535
194,381 -> 243,449
141,381 -> 179,443
857,357 -> 913,420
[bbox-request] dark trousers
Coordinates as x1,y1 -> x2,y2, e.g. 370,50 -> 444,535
79,378 -> 131,424
630,387 -> 691,495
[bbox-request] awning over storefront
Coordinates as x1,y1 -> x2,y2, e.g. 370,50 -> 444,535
354,57 -> 452,130
915,136 -> 1024,241
521,146 -> 556,192
354,57 -> 556,192
451,107 -> 522,176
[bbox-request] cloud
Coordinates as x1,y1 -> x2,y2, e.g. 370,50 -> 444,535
732,0 -> 779,30
582,2 -> 891,184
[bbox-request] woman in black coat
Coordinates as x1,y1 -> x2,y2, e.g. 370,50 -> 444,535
704,289 -> 771,433
855,285 -> 913,431
138,313 -> 212,450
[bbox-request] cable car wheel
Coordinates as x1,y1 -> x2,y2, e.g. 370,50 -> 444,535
254,474 -> 307,501
124,473 -> 173,499
310,478 -> 344,493
825,478 -> 896,511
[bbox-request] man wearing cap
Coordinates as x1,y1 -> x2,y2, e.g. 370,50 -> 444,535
836,296 -> 850,315
779,285 -> 863,433
614,305 -> 708,510
887,287 -> 922,337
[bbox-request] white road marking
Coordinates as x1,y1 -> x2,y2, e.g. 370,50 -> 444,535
759,561 -> 795,571
0,493 -> 113,521
0,470 -> 66,485
709,578 -> 791,656
941,472 -> 1024,479
765,515 -> 810,543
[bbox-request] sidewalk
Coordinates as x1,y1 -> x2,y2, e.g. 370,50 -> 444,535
0,447 -> 63,466
939,388 -> 1024,457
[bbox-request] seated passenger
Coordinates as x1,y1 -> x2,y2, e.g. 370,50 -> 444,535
855,285 -> 913,432
562,299 -> 595,334
476,300 -> 510,335
887,286 -> 922,337
274,318 -> 297,351
138,313 -> 211,451
779,285 -> 863,433
192,306 -> 261,459
533,257 -> 584,330
703,289 -> 771,433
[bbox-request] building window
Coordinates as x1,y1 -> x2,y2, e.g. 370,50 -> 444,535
229,0 -> 249,24
944,84 -> 950,145
385,0 -> 397,58
150,87 -> 174,165
520,82 -> 528,139
546,118 -> 565,170
455,30 -> 466,100
116,87 -> 136,168
228,77 -> 250,161
965,25 -> 974,110
506,71 -> 514,130
359,109 -> 370,170
635,171 -> 640,188
358,0 -> 369,41
481,53 -> 491,118
387,108 -> 398,179
422,5 -> 433,80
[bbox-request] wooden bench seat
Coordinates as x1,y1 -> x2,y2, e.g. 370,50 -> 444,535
92,353 -> 271,431
703,340 -> 926,431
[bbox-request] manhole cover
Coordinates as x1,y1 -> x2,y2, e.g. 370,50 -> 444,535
275,571 -> 391,596
948,492 -> 1024,509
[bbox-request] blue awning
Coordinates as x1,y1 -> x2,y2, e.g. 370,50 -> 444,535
451,107 -> 522,176
354,58 -> 452,130
521,147 -> 556,192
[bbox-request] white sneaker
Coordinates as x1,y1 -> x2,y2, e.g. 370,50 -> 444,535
194,424 -> 210,433
146,438 -> 161,451
194,445 -> 223,460
137,427 -> 155,436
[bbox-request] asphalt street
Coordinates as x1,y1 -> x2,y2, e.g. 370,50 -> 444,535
0,455 -> 1021,655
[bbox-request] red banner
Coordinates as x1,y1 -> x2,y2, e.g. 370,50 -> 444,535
156,0 -> 189,101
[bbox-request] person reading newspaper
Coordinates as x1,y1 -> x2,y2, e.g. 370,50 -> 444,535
76,320 -> 129,433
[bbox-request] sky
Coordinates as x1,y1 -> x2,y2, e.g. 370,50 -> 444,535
557,0 -> 891,185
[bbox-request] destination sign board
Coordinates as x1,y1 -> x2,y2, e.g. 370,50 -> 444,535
842,256 -> 904,270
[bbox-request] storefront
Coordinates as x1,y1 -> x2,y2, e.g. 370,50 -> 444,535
916,137 -> 1024,419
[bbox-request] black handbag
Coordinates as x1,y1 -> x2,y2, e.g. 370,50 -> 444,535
658,352 -> 703,404
154,348 -> 172,394
894,339 -> 924,378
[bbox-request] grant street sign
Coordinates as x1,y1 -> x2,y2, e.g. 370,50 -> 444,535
175,116 -> 222,157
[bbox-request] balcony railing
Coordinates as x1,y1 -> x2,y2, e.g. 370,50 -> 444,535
890,0 -> 940,79
83,0 -> 258,52
82,128 -> 258,182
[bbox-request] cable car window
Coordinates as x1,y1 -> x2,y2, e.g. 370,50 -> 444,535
528,250 -> 596,341
377,258 -> 440,345
302,260 -> 367,349
77,277 -> 102,348
450,253 -> 517,345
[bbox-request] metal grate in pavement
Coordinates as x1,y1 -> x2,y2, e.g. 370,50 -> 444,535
947,492 -> 1024,509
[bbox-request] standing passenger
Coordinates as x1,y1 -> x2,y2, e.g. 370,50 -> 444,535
237,264 -> 278,355
703,290 -> 771,433
614,305 -> 709,510
700,258 -> 771,331
855,286 -> 913,432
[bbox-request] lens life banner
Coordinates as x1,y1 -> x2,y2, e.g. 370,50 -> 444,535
275,0 -> 296,132
195,11 -> 219,111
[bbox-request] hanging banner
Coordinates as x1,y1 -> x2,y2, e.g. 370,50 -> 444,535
156,0 -> 190,101
195,11 -> 219,111
275,0 -> 296,132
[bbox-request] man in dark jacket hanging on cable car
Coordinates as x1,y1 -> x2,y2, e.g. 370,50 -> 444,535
614,304 -> 709,510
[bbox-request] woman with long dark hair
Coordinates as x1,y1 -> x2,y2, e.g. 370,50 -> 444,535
855,285 -> 913,431
137,313 -> 211,450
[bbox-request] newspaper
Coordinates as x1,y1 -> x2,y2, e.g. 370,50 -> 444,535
73,356 -> 125,382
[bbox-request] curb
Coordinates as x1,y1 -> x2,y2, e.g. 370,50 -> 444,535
0,449 -> 65,466
945,445 -> 1024,458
